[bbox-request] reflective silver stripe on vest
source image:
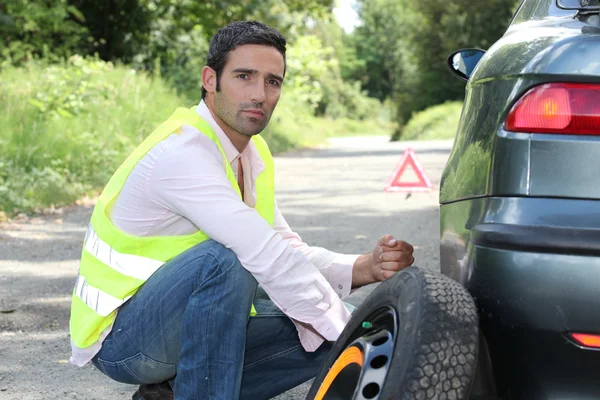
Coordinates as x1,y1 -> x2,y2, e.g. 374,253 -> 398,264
84,225 -> 164,281
74,274 -> 130,316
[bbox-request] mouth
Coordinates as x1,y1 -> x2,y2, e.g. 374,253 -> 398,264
242,109 -> 265,118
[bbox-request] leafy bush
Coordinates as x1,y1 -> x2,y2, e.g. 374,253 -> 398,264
320,79 -> 386,121
285,35 -> 335,110
26,55 -> 114,118
263,92 -> 396,153
283,33 -> 387,122
0,49 -> 395,213
132,20 -> 210,101
0,57 -> 184,213
0,1 -> 89,65
0,161 -> 86,214
399,101 -> 463,141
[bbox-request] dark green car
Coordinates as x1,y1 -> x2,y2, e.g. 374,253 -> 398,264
306,1 -> 599,399
444,0 -> 600,398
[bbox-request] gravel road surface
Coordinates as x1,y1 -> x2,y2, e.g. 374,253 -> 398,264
0,136 -> 453,400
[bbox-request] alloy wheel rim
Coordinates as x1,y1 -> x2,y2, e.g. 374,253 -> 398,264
315,306 -> 398,400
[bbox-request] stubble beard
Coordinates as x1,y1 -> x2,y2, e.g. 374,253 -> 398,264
236,110 -> 270,137
214,94 -> 270,137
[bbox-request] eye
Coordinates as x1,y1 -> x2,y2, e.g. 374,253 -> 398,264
237,73 -> 249,80
268,79 -> 281,87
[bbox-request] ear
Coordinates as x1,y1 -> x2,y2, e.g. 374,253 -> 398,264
202,66 -> 218,94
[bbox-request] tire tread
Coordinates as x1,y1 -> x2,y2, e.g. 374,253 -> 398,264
400,270 -> 478,400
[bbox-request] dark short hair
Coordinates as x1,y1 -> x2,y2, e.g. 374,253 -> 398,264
202,21 -> 287,99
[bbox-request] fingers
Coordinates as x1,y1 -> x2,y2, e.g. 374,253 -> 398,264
378,261 -> 413,281
385,240 -> 414,254
377,235 -> 414,253
376,243 -> 414,263
377,234 -> 397,247
382,270 -> 396,280
378,268 -> 403,281
381,258 -> 414,270
379,251 -> 414,264
379,248 -> 415,280
374,235 -> 416,282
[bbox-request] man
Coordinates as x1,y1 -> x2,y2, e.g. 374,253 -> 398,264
68,21 -> 414,400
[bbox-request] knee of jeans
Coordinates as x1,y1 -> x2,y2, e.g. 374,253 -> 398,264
204,240 -> 256,288
204,240 -> 237,267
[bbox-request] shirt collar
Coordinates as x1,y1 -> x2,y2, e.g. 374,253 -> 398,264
195,101 -> 265,173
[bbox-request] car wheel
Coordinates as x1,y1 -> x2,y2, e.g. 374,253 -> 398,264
307,267 -> 479,400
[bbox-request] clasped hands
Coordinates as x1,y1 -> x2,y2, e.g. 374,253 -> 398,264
371,234 -> 414,281
352,234 -> 415,288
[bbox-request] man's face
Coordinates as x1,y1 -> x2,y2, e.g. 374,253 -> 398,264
211,44 -> 285,137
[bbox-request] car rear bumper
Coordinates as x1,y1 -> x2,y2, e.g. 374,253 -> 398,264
440,197 -> 600,398
468,242 -> 600,399
471,223 -> 600,256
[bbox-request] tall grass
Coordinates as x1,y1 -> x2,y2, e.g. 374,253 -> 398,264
0,57 -> 183,213
0,57 -> 395,214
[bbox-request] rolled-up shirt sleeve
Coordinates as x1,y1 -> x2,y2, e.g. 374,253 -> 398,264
272,202 -> 358,300
148,132 -> 351,342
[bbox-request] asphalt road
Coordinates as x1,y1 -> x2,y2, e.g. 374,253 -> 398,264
0,136 -> 453,400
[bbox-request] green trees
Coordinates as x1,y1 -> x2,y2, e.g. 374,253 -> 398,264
0,0 -> 89,63
349,0 -> 520,135
0,0 -> 523,138
0,0 -> 525,213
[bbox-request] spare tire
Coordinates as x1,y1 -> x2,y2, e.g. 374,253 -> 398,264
307,266 -> 479,400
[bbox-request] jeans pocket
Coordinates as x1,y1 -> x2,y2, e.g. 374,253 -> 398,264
95,353 -> 176,385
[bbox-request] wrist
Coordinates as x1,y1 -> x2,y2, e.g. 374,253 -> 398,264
351,253 -> 376,288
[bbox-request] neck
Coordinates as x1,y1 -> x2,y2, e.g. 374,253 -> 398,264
204,96 -> 251,154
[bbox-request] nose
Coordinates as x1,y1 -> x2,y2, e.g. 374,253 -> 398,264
250,80 -> 266,104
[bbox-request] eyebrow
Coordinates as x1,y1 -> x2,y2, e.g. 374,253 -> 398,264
232,68 -> 284,82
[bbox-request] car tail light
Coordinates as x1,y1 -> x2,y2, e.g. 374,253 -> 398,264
569,333 -> 600,349
505,83 -> 600,134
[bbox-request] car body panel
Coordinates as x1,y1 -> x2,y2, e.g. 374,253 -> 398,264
440,5 -> 600,204
441,195 -> 600,399
529,134 -> 600,198
471,245 -> 600,399
489,131 -> 600,198
440,0 -> 600,398
441,197 -> 600,285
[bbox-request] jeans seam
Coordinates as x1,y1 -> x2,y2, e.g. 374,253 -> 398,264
198,247 -> 234,285
94,357 -> 109,376
195,251 -> 221,281
243,344 -> 304,370
193,243 -> 253,399
252,312 -> 285,317
206,246 -> 237,275
203,268 -> 215,399
122,354 -> 148,384
98,352 -> 175,384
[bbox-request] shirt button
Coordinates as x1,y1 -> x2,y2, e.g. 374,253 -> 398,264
338,285 -> 343,290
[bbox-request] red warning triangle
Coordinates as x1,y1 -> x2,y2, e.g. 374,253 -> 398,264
384,148 -> 433,192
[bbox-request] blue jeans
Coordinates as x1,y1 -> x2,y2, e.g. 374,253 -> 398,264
91,240 -> 338,400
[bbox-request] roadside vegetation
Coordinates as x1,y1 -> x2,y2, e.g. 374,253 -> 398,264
0,0 -> 519,214
399,102 -> 464,141
0,56 -> 394,214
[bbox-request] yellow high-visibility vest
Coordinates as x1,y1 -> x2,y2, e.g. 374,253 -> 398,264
69,107 -> 275,349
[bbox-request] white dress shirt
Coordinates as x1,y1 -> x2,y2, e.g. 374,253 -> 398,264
70,101 -> 358,366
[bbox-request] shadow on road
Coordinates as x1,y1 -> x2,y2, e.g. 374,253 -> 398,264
0,230 -> 86,262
